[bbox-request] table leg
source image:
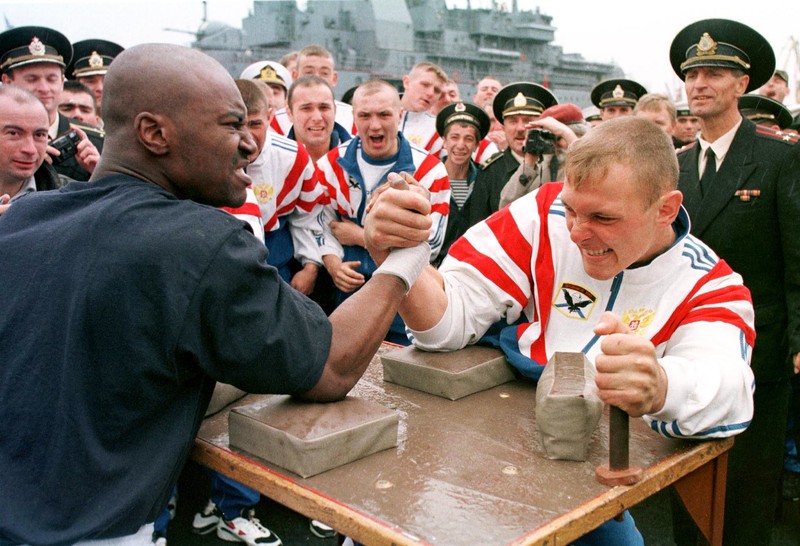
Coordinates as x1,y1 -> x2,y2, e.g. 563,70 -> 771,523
673,451 -> 728,546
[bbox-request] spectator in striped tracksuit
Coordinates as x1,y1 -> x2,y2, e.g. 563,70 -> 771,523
363,117 -> 755,544
314,79 -> 450,344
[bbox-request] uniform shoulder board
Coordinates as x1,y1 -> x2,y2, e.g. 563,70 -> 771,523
69,120 -> 105,138
481,150 -> 505,170
754,125 -> 799,145
675,141 -> 697,155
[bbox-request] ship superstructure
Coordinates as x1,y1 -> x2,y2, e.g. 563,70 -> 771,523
192,0 -> 622,105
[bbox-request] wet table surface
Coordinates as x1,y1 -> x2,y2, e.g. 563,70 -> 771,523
194,343 -> 732,546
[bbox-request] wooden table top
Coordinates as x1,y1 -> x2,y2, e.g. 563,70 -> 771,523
195,343 -> 733,545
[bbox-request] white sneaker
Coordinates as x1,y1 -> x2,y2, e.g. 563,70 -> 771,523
191,500 -> 221,535
216,510 -> 283,546
309,519 -> 337,538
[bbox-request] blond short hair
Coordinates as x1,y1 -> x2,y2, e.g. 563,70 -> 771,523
565,116 -> 678,206
352,79 -> 400,110
408,62 -> 448,83
634,93 -> 677,123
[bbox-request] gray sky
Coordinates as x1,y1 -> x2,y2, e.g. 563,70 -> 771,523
2,0 -> 798,101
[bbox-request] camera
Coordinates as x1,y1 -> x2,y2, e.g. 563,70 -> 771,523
50,131 -> 81,166
524,128 -> 556,156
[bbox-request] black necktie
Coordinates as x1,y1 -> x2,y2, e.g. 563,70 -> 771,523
700,148 -> 716,196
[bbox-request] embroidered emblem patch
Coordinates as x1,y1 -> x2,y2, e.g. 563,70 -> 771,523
28,37 -> 46,56
553,282 -> 597,320
253,183 -> 274,204
621,307 -> 655,335
407,134 -> 423,146
88,51 -> 103,68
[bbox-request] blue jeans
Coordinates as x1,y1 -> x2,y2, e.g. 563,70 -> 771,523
573,510 -> 644,545
153,485 -> 177,535
210,471 -> 261,520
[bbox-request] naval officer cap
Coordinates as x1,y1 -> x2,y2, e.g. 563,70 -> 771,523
67,39 -> 124,79
436,101 -> 490,140
240,60 -> 293,91
773,69 -> 789,84
670,19 -> 775,93
0,25 -> 72,74
738,94 -> 793,129
590,78 -> 647,109
492,82 -> 558,124
674,101 -> 692,118
582,105 -> 601,123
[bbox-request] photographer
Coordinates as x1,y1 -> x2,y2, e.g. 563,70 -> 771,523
499,103 -> 586,208
463,82 -> 557,227
0,26 -> 103,182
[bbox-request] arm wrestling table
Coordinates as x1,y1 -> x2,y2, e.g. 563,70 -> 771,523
192,343 -> 732,546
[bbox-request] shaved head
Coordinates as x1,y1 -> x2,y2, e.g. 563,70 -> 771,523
102,44 -> 235,137
95,44 -> 256,206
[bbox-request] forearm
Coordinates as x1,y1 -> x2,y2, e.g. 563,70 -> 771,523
399,265 -> 448,331
644,323 -> 755,438
300,271 -> 407,401
405,266 -> 512,351
288,220 -> 322,265
499,161 -> 540,209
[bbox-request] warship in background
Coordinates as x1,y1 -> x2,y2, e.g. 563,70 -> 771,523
189,0 -> 623,106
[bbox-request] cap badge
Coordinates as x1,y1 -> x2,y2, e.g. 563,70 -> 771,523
88,51 -> 103,68
513,92 -> 526,107
259,65 -> 280,82
697,32 -> 718,57
612,84 -> 624,99
454,102 -> 466,112
28,37 -> 46,56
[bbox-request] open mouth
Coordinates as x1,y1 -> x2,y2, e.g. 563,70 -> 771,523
368,134 -> 386,147
584,248 -> 612,257
235,166 -> 252,185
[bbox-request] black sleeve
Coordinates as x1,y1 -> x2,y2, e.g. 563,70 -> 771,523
178,226 -> 332,394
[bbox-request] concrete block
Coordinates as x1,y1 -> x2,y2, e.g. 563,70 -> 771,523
229,395 -> 398,478
535,352 -> 603,461
381,345 -> 515,400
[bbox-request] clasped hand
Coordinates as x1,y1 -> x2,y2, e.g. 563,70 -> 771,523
592,311 -> 668,417
363,171 -> 432,266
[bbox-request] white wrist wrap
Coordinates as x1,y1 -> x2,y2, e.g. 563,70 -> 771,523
374,242 -> 431,291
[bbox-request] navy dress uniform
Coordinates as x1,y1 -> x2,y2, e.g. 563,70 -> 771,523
54,114 -> 105,182
0,26 -> 103,182
670,18 -> 800,544
434,101 -> 490,264
464,82 -> 557,227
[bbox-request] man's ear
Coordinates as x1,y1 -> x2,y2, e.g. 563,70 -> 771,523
658,189 -> 683,226
134,111 -> 169,155
735,74 -> 750,97
1,73 -> 13,85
